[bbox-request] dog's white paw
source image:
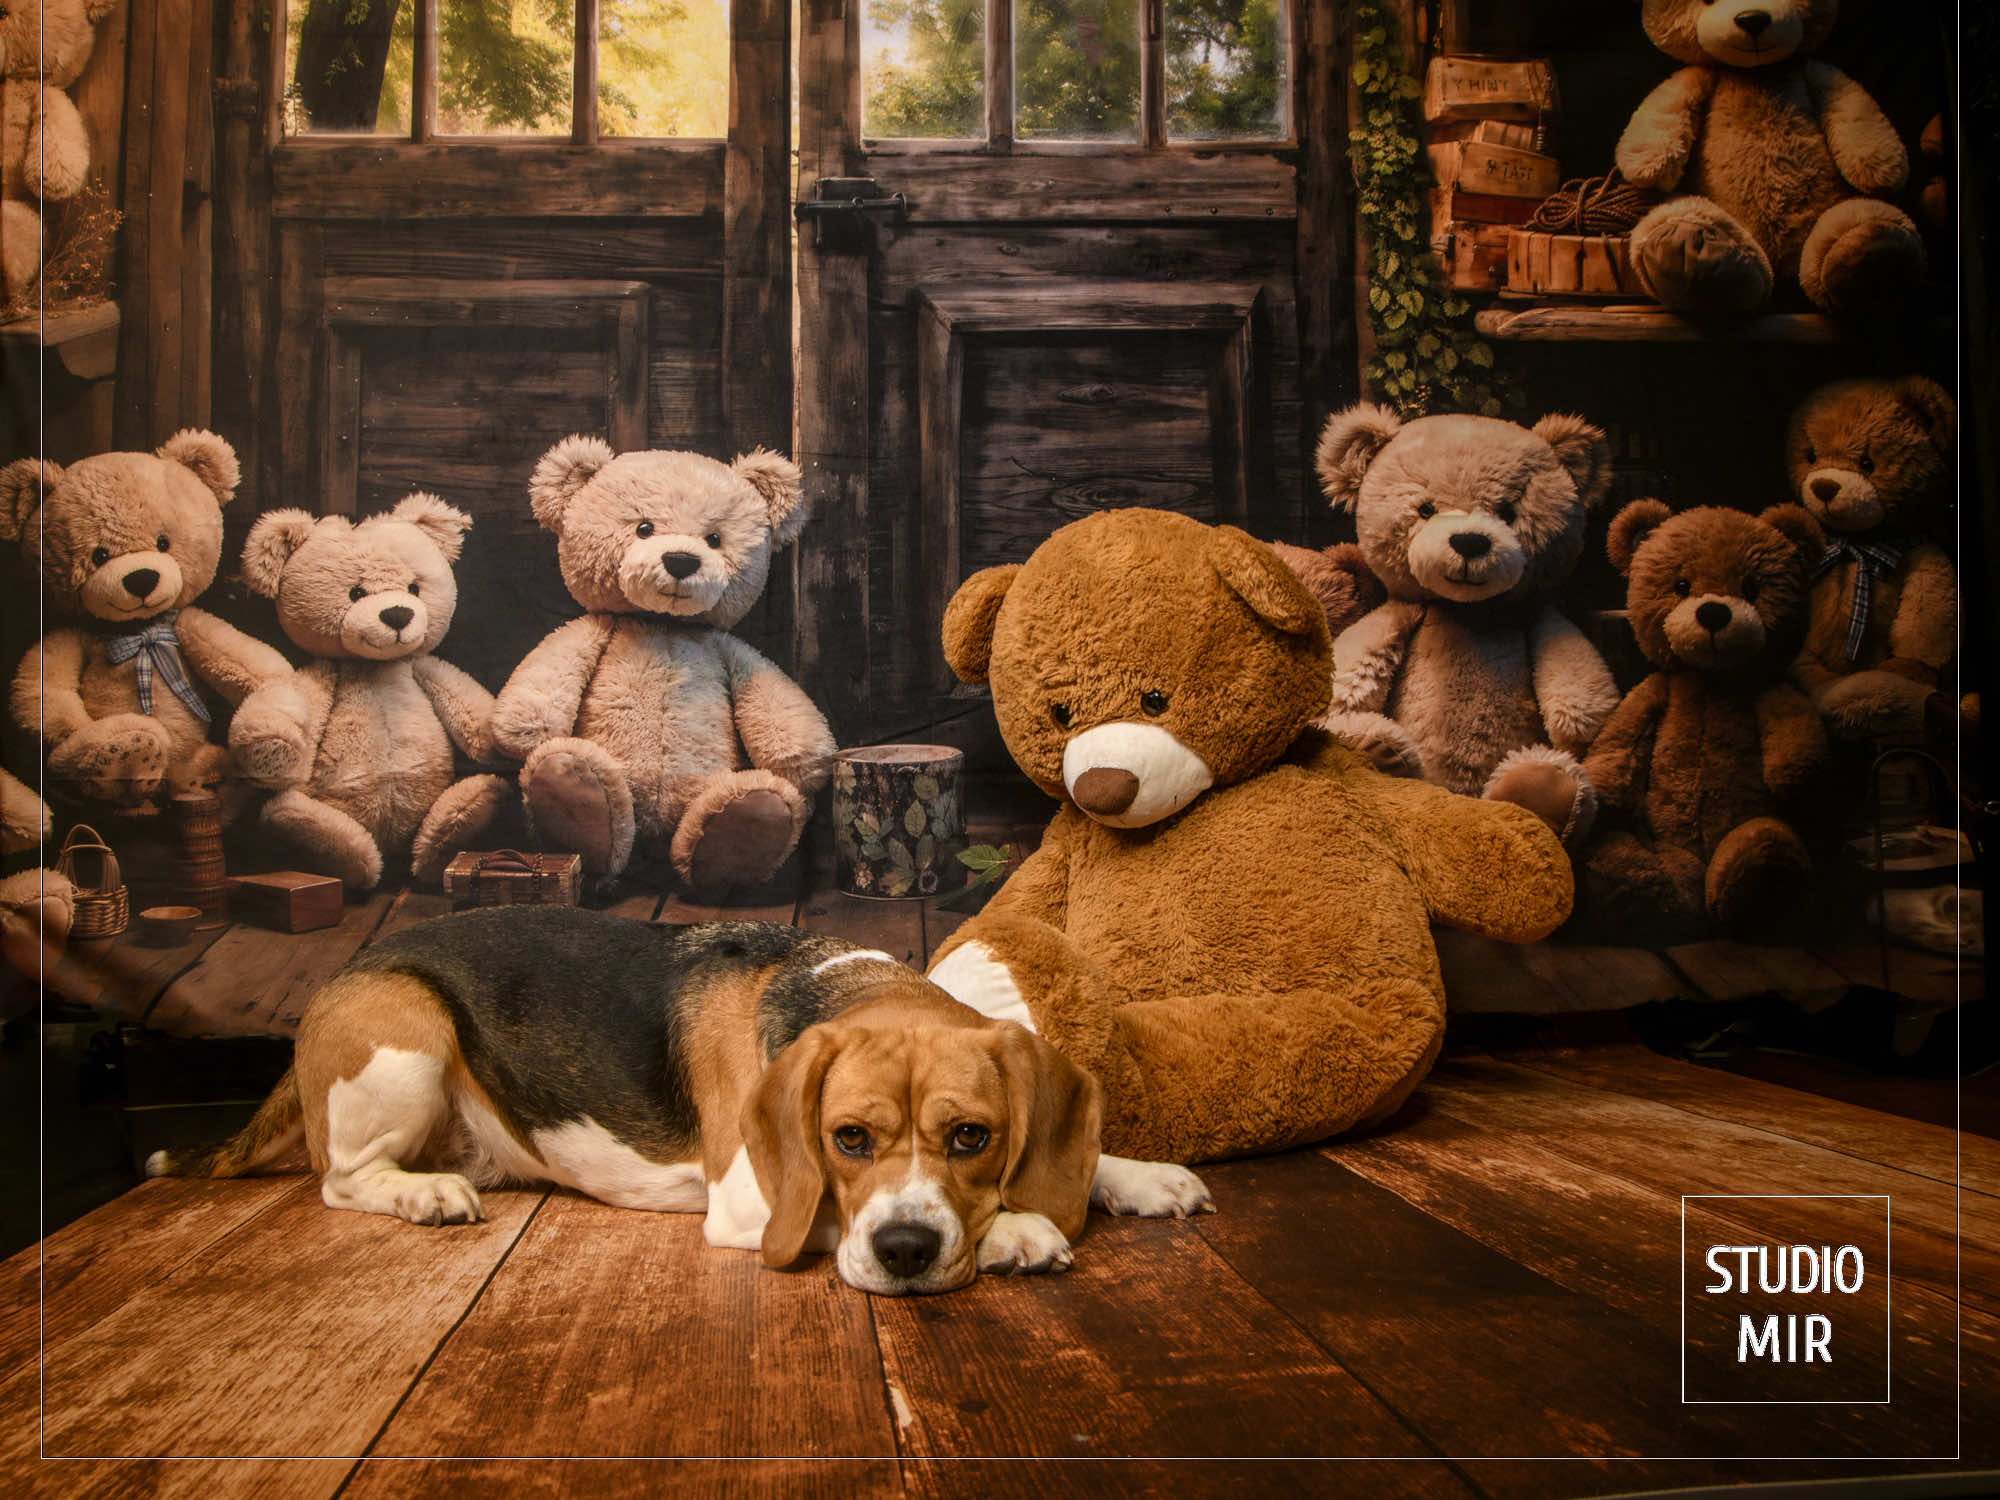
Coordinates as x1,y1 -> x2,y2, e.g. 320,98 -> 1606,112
1090,1155 -> 1215,1218
392,1173 -> 485,1226
977,1211 -> 1073,1276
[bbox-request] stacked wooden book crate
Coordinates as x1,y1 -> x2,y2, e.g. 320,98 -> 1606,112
1422,57 -> 1560,293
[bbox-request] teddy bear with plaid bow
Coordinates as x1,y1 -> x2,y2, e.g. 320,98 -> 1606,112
0,432 -> 291,816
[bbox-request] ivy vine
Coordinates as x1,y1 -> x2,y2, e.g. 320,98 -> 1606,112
1348,0 -> 1510,417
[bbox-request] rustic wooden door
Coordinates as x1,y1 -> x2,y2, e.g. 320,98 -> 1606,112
791,0 -> 1354,744
217,0 -> 792,690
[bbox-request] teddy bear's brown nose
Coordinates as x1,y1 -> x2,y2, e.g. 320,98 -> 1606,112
1695,601 -> 1732,632
661,551 -> 702,581
1810,476 -> 1841,502
1448,531 -> 1491,559
1072,767 -> 1140,816
379,605 -> 415,632
1734,9 -> 1772,37
122,568 -> 161,600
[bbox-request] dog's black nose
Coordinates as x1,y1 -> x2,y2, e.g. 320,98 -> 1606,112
1734,9 -> 1772,37
1696,601 -> 1732,632
873,1221 -> 941,1279
661,551 -> 701,581
1448,531 -> 1491,559
379,605 -> 415,632
122,568 -> 160,599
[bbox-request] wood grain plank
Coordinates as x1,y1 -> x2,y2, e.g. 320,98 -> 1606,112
35,923 -> 230,1020
884,153 -> 1294,223
1474,305 -> 1840,345
0,1176 -> 299,1378
365,1192 -> 893,1458
1663,940 -> 1849,1004
874,1204 -> 1441,1462
366,888 -> 456,943
0,1450 -> 347,1499
145,888 -> 396,1038
1421,1057 -> 2000,1316
33,1186 -> 543,1459
1437,931 -> 1689,1014
1500,1043 -> 1998,1194
270,144 -> 725,219
1190,1151 -> 1868,1486
347,1459 -> 904,1498
1810,943 -> 1973,1008
797,880 -> 925,970
906,1459 -> 1475,1500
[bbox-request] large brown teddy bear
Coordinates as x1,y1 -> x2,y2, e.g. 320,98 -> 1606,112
228,495 -> 512,889
924,509 -> 1573,1166
1,0 -> 114,300
1615,0 -> 1924,317
1784,375 -> 1956,739
491,440 -> 837,892
1584,502 -> 1827,944
1,434 -> 291,815
1318,404 -> 1623,843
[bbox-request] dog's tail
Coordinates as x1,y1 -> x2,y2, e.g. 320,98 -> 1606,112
145,1065 -> 305,1180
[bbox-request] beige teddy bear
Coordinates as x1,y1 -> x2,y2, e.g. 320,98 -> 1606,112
1616,0 -> 1924,317
1,433 -> 291,815
0,767 -> 70,978
228,495 -> 512,890
1,0 -> 114,300
490,440 -> 837,892
1317,404 -> 1622,843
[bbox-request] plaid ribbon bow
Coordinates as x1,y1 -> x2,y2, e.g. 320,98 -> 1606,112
1813,539 -> 1907,664
105,611 -> 211,723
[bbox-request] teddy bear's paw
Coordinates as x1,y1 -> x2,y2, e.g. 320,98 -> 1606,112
1705,818 -> 1812,935
976,1211 -> 1074,1276
228,717 -> 311,789
1631,200 -> 1772,315
51,720 -> 172,804
1800,199 -> 1925,317
1318,711 -> 1424,779
262,790 -> 383,891
1485,746 -> 1595,844
411,775 -> 513,885
521,738 -> 634,876
676,773 -> 806,896
1090,1156 -> 1215,1219
1818,670 -> 1933,739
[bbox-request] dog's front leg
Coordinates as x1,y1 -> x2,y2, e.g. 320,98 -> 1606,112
977,1212 -> 1074,1275
1090,1155 -> 1215,1218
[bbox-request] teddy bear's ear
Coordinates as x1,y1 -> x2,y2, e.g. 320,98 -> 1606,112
1892,376 -> 1957,453
85,0 -> 118,20
0,459 -> 62,544
388,491 -> 473,562
942,565 -> 1022,685
1606,499 -> 1672,577
1207,526 -> 1326,638
157,429 -> 242,507
1757,504 -> 1823,561
732,449 -> 811,546
240,509 -> 320,597
1315,403 -> 1403,511
528,435 -> 616,532
1532,413 -> 1613,508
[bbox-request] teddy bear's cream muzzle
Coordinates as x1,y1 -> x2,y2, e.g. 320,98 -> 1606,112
340,591 -> 429,659
1801,468 -> 1885,533
1695,0 -> 1805,67
1060,722 -> 1214,829
83,550 -> 183,620
618,534 -> 728,616
1405,510 -> 1526,603
1663,593 -> 1767,669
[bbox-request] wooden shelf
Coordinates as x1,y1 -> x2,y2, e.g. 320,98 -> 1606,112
1476,301 -> 1840,344
0,300 -> 120,379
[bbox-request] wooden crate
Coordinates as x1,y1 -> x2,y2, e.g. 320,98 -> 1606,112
229,872 -> 343,933
1422,56 -> 1558,125
1429,185 -> 1541,231
1505,228 -> 1642,299
1427,140 -> 1561,201
1439,222 -> 1515,293
1429,119 -> 1542,151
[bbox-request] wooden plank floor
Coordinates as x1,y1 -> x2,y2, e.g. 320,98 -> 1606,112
6,855 -> 1994,1496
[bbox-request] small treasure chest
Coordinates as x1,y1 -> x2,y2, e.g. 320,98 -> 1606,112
442,850 -> 583,910
231,871 -> 343,933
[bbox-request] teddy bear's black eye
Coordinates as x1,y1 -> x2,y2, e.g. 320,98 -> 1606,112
349,585 -> 367,603
1416,502 -> 1437,520
1050,702 -> 1072,729
1140,689 -> 1169,716
409,582 -> 420,596
1673,579 -> 1692,598
1495,503 -> 1517,526
704,532 -> 721,549
636,521 -> 655,538
90,547 -> 110,568
156,534 -> 170,552
1742,577 -> 1760,604
1803,443 -> 1817,464
1858,453 -> 1875,476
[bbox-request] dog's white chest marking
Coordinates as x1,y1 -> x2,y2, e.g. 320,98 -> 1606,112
529,1117 -> 707,1212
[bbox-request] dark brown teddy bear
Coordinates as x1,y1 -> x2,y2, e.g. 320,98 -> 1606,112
1583,502 -> 1827,944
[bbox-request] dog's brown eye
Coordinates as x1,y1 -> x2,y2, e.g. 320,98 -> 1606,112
350,584 -> 367,602
948,1123 -> 990,1156
1417,502 -> 1437,520
831,1125 -> 871,1158
1140,689 -> 1169,717
637,520 -> 655,538
1495,503 -> 1516,526
1673,579 -> 1692,598
90,547 -> 110,568
1050,702 -> 1072,729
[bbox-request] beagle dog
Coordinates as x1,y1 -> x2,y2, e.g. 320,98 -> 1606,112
148,906 -> 1211,1294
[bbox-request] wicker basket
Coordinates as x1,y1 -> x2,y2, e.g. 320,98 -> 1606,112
55,823 -> 129,938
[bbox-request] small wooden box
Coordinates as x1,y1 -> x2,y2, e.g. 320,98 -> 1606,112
230,871 -> 343,933
1429,119 -> 1542,151
1423,57 -> 1558,125
1429,185 -> 1541,231
1427,140 -> 1561,201
1437,222 -> 1515,293
1505,228 -> 1641,299
443,850 -> 583,910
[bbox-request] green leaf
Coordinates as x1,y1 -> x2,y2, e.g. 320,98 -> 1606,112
1466,342 -> 1494,369
958,843 -> 1011,872
912,773 -> 939,801
904,801 -> 927,837
889,839 -> 915,874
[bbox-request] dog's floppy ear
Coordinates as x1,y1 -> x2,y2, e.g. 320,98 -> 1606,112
942,564 -> 1021,685
995,1024 -> 1102,1243
741,1028 -> 840,1268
